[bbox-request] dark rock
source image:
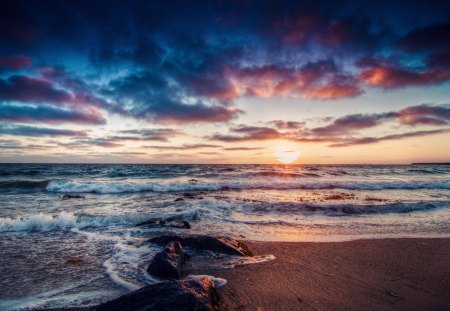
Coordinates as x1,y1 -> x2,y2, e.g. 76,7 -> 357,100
147,241 -> 188,279
61,194 -> 85,200
136,219 -> 157,226
174,197 -> 184,202
94,277 -> 225,311
137,219 -> 191,229
181,220 -> 191,229
148,235 -> 253,257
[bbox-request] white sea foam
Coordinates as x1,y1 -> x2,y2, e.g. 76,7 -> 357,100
46,178 -> 450,194
0,210 -> 203,233
186,275 -> 228,287
0,211 -> 77,232
103,239 -> 159,291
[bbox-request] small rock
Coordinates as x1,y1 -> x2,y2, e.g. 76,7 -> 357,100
66,257 -> 82,263
62,194 -> 85,200
148,235 -> 253,257
174,198 -> 184,202
147,241 -> 188,279
95,277 -> 225,311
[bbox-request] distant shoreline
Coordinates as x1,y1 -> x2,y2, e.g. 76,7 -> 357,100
411,162 -> 450,165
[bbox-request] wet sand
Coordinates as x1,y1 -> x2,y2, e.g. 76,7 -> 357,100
186,238 -> 450,311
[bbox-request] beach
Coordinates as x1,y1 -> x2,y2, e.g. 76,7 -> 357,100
185,238 -> 450,311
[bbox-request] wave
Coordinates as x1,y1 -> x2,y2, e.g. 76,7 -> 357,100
0,180 -> 50,190
0,169 -> 41,176
248,172 -> 321,178
0,209 -> 203,233
45,179 -> 450,194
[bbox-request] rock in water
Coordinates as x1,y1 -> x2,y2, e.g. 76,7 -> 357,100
147,241 -> 188,279
94,277 -> 225,311
148,235 -> 254,257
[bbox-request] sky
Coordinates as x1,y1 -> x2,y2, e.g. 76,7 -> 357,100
0,0 -> 450,164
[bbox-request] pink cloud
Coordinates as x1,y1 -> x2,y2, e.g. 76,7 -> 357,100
358,65 -> 450,88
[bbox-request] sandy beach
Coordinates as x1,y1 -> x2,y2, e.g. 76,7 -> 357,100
184,238 -> 450,311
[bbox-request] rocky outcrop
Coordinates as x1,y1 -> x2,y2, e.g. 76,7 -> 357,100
61,194 -> 85,200
94,277 -> 225,311
147,241 -> 188,279
148,235 -> 254,257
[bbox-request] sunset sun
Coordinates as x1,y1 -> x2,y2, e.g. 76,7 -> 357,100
272,146 -> 301,164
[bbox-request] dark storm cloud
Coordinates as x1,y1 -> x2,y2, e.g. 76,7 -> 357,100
103,71 -> 243,124
1,0 -> 450,128
0,75 -> 73,104
398,21 -> 450,52
0,103 -> 106,125
0,55 -> 32,71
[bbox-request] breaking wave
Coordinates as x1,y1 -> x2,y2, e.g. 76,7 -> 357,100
0,209 -> 203,233
44,179 -> 450,194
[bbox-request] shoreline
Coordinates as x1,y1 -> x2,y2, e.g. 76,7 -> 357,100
184,237 -> 450,311
31,237 -> 450,310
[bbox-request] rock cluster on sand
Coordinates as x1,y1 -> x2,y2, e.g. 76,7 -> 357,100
94,277 -> 224,311
93,235 -> 253,311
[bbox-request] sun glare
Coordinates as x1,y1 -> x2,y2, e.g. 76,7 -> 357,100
272,146 -> 301,164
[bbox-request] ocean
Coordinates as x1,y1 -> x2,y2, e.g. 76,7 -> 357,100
0,163 -> 449,309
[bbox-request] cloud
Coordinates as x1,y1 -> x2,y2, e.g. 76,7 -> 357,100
0,103 -> 106,124
0,75 -> 73,104
104,71 -> 243,124
303,84 -> 362,100
221,60 -> 363,100
211,104 -> 450,146
145,144 -> 220,150
118,128 -> 182,142
0,55 -> 32,71
223,147 -> 263,151
310,113 -> 393,136
210,126 -> 283,142
399,21 -> 450,52
426,49 -> 450,69
270,120 -> 305,130
58,128 -> 183,149
358,64 -> 450,89
395,105 -> 450,126
0,124 -> 87,137
329,129 -> 450,147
